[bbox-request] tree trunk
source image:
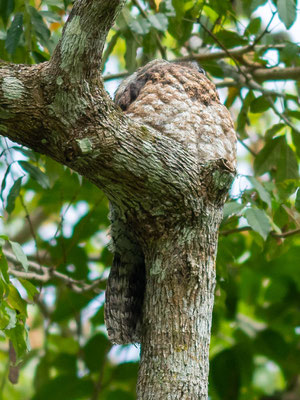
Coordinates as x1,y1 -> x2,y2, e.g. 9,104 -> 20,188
0,0 -> 235,398
138,212 -> 222,399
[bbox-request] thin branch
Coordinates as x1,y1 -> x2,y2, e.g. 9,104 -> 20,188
132,0 -> 167,59
103,65 -> 300,89
253,66 -> 300,82
221,226 -> 252,236
220,227 -> 300,238
10,207 -> 47,244
4,250 -> 104,294
177,44 -> 289,63
197,18 -> 249,81
52,193 -> 78,240
273,228 -> 300,239
53,196 -> 105,269
103,66 -> 300,83
251,11 -> 277,47
237,134 -> 257,157
267,96 -> 300,134
91,356 -> 110,400
216,79 -> 286,98
103,71 -> 129,81
4,144 -> 43,264
8,268 -> 49,282
18,193 -> 43,266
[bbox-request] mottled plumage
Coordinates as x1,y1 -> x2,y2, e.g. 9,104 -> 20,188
105,60 -> 237,344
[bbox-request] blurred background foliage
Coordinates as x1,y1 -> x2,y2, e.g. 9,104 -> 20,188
0,0 -> 299,399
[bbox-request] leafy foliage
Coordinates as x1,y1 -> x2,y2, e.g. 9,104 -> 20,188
0,0 -> 299,399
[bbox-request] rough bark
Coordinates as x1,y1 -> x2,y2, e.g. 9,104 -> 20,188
0,0 -> 235,398
137,199 -> 228,400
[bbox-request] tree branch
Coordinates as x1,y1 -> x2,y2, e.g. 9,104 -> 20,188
10,207 -> 47,244
253,66 -> 300,82
267,96 -> 300,134
50,0 -> 126,81
4,250 -> 104,294
103,65 -> 300,86
177,44 -> 289,62
220,227 -> 300,238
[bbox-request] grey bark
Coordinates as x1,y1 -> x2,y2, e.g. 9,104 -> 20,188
0,0 -> 235,398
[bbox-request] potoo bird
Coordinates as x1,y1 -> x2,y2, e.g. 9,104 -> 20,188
104,60 -> 237,344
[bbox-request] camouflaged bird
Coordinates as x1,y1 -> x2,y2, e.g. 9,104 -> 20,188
104,59 -> 237,344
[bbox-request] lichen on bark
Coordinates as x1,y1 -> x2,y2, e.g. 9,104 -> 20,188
0,1 -> 236,399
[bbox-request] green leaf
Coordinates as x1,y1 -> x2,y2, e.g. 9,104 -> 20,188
0,235 -> 9,248
18,160 -> 50,189
32,375 -> 94,400
254,329 -> 288,360
276,140 -> 299,182
12,145 -> 38,161
5,12 -> 23,54
249,0 -> 268,13
113,362 -> 139,382
52,291 -> 91,322
215,29 -> 248,48
129,16 -> 150,35
0,163 -> 12,202
265,123 -> 285,141
39,11 -> 61,23
0,0 -> 15,26
211,348 -> 241,399
250,95 -> 271,113
27,6 -> 50,47
83,333 -> 111,372
237,90 -> 255,136
148,13 -> 169,32
6,176 -> 22,214
19,279 -> 38,301
254,137 -> 280,176
247,176 -> 272,207
48,334 -> 79,355
277,0 -> 297,29
288,110 -> 300,120
245,17 -> 261,35
7,284 -> 27,316
52,354 -> 77,375
280,42 -> 300,63
159,0 -> 176,16
172,0 -> 187,17
223,202 -> 245,218
124,35 -> 138,72
0,248 -> 10,285
43,0 -> 65,5
107,390 -> 135,400
254,136 -> 298,182
0,303 -> 16,330
295,188 -> 300,212
6,324 -> 30,360
9,241 -> 29,271
102,31 -> 120,66
244,208 -> 271,240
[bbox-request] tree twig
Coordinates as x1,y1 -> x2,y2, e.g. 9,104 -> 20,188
251,11 -> 277,47
197,18 -> 249,81
4,250 -> 105,294
216,78 -> 287,99
237,134 -> 257,157
103,71 -> 129,81
267,96 -> 300,134
132,0 -> 166,59
177,44 -> 289,63
220,227 -> 300,238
